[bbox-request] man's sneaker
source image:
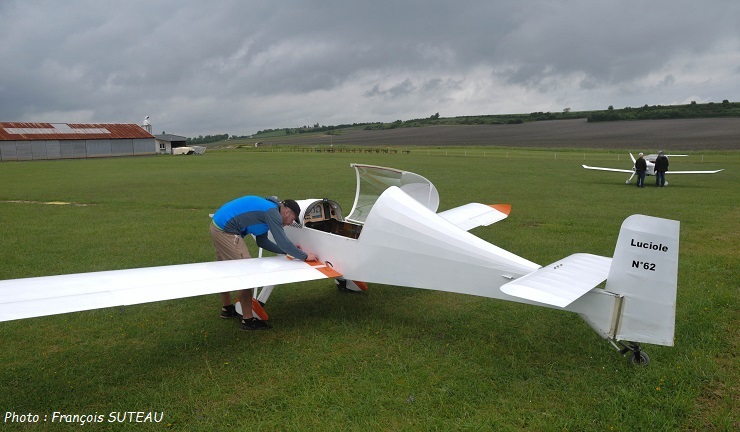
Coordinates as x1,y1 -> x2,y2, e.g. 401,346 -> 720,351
241,317 -> 271,331
220,304 -> 239,319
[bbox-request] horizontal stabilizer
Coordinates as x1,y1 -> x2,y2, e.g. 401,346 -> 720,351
501,253 -> 612,308
438,203 -> 511,231
0,256 -> 342,322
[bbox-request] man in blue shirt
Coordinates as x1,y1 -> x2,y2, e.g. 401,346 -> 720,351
210,196 -> 318,330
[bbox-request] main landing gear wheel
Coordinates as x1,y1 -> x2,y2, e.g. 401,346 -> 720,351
335,278 -> 367,292
335,278 -> 351,292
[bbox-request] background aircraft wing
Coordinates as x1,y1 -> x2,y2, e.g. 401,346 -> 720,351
582,165 -> 634,173
0,256 -> 341,322
438,203 -> 511,231
666,169 -> 724,174
500,253 -> 612,308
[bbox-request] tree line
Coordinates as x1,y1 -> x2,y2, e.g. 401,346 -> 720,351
186,101 -> 739,141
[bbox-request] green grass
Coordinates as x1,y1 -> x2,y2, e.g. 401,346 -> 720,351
0,150 -> 737,431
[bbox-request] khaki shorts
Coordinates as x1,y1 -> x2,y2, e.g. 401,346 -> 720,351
210,223 -> 251,261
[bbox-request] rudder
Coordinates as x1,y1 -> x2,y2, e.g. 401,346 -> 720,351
606,214 -> 679,346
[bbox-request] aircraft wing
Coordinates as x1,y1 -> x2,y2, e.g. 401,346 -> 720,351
0,256 -> 341,323
667,169 -> 724,174
437,203 -> 511,231
500,253 -> 612,308
582,165 -> 634,173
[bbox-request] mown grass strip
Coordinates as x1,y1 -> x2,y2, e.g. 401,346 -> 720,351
0,150 -> 737,430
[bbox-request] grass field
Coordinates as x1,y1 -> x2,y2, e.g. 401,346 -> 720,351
0,149 -> 737,431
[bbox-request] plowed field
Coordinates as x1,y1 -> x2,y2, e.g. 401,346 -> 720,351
264,118 -> 740,150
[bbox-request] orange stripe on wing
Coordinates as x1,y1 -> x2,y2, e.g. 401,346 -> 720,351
307,260 -> 343,278
490,204 -> 511,215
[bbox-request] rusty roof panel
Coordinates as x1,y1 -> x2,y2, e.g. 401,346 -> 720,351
0,122 -> 155,141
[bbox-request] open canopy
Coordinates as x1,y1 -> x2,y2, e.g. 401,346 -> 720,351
346,163 -> 439,224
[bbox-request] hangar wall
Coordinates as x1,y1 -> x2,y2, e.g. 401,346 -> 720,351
0,138 -> 155,161
0,122 -> 157,162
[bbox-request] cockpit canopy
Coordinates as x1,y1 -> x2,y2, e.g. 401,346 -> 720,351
346,163 -> 439,224
297,164 -> 440,240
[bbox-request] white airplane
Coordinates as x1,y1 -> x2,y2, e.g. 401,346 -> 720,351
582,153 -> 723,185
0,164 -> 680,365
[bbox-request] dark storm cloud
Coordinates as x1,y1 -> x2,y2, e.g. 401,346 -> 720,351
0,0 -> 738,136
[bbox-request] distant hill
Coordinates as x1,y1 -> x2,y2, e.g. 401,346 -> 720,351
199,102 -> 740,150
246,101 -> 740,138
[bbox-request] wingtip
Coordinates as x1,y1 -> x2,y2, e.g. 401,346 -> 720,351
490,204 -> 511,215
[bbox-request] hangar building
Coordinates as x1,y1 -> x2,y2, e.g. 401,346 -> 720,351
155,133 -> 188,154
0,122 -> 156,161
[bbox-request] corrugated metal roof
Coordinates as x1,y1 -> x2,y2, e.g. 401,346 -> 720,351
155,133 -> 188,141
0,122 -> 155,141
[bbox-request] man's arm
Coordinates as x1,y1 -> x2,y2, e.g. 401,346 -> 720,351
254,234 -> 282,255
264,211 -> 309,260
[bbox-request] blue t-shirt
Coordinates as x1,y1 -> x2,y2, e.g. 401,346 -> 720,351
212,196 -> 307,260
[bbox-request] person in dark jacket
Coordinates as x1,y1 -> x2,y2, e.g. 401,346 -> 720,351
654,151 -> 669,187
210,196 -> 317,330
635,152 -> 647,188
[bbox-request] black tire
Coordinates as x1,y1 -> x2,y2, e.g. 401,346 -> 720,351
629,350 -> 651,366
335,279 -> 351,292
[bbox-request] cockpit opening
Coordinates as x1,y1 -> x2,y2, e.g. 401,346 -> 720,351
302,199 -> 363,239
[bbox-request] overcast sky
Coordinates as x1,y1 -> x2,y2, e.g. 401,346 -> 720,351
1,1 -> 738,137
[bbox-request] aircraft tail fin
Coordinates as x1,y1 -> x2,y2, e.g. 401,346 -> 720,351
501,214 -> 679,348
603,214 -> 679,346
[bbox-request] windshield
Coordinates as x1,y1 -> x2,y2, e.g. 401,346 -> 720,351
346,164 -> 439,224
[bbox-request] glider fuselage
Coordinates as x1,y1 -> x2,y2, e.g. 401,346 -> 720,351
286,187 -> 541,303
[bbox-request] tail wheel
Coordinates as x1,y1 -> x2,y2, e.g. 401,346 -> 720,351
617,341 -> 651,366
629,350 -> 651,366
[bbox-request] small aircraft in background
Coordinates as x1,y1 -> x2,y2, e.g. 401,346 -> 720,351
582,153 -> 723,185
0,164 -> 681,365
